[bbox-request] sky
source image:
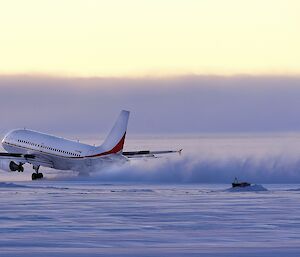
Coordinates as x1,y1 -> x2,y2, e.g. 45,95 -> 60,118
0,1 -> 299,135
0,0 -> 299,76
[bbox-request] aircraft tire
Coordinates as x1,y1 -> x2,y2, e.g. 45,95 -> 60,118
32,173 -> 37,180
32,173 -> 43,180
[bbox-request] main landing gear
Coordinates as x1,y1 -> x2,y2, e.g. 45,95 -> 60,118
32,165 -> 43,180
9,161 -> 24,172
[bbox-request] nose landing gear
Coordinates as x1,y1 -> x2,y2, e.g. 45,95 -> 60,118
31,165 -> 43,180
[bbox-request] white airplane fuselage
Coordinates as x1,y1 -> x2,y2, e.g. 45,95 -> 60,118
2,129 -> 127,172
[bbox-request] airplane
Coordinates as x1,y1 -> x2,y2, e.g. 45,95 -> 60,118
0,110 -> 181,180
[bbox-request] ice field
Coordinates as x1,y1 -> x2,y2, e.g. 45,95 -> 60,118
1,134 -> 300,256
0,181 -> 300,256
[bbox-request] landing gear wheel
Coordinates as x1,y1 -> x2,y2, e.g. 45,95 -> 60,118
32,172 -> 43,180
32,165 -> 43,180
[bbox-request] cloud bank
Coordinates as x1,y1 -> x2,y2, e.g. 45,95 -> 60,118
0,75 -> 300,135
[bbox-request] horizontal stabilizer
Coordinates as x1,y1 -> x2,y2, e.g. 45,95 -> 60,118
123,149 -> 182,158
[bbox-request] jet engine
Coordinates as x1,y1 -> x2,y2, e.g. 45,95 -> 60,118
0,160 -> 24,172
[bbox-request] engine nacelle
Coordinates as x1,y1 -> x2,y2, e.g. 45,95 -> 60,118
0,160 -> 24,172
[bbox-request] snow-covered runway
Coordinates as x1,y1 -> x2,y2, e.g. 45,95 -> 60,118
0,181 -> 299,256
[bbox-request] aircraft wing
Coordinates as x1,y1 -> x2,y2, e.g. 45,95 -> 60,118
0,153 -> 54,168
122,149 -> 182,159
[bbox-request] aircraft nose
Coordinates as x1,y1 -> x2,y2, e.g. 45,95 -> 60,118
2,132 -> 11,145
1,136 -> 7,145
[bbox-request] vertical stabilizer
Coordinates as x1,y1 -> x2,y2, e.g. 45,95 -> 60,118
91,110 -> 130,156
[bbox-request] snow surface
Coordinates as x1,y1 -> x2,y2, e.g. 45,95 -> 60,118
0,181 -> 300,256
1,134 -> 300,256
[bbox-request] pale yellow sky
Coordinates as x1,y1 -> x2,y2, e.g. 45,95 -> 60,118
0,0 -> 299,77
